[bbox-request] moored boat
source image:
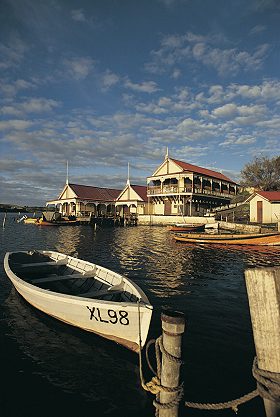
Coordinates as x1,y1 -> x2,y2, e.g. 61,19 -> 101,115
168,223 -> 205,232
173,231 -> 280,246
4,251 -> 153,352
36,211 -> 78,226
24,217 -> 39,224
37,219 -> 78,226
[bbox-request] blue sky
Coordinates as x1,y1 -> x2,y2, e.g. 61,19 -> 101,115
1,0 -> 280,206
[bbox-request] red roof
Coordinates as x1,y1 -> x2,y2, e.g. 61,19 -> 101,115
131,184 -> 148,202
171,158 -> 236,183
69,183 -> 122,202
256,191 -> 280,202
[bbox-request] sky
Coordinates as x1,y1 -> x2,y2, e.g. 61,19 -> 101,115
1,0 -> 280,206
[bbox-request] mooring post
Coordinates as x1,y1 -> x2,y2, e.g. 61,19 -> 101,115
245,266 -> 280,417
159,310 -> 185,417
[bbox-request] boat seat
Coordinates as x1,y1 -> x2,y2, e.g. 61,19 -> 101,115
30,272 -> 94,284
16,259 -> 68,268
78,289 -> 123,298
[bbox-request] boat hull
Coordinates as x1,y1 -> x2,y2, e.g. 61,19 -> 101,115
173,232 -> 280,246
168,223 -> 205,232
4,251 -> 153,352
36,220 -> 78,226
23,218 -> 39,224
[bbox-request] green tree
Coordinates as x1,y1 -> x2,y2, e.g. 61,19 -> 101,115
240,156 -> 280,191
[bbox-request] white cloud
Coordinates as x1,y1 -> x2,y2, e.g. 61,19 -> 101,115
0,119 -> 33,131
24,98 -> 60,113
101,70 -> 120,90
249,25 -> 266,36
171,68 -> 181,79
1,98 -> 60,116
212,103 -> 238,118
63,57 -> 95,80
219,134 -> 256,147
124,78 -> 159,93
0,35 -> 28,70
71,9 -> 86,22
212,103 -> 267,120
145,31 -> 269,77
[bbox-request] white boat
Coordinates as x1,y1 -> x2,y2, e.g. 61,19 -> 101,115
4,250 -> 153,352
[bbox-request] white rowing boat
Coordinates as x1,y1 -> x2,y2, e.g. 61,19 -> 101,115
4,250 -> 153,352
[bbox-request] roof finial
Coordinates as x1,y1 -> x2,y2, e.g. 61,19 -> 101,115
66,160 -> 69,185
126,162 -> 130,186
165,146 -> 169,159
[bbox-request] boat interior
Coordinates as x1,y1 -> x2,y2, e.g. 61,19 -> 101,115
9,251 -> 138,302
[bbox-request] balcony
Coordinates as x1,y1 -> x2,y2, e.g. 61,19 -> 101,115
147,185 -> 234,198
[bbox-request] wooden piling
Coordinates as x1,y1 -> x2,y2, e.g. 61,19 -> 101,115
245,266 -> 280,417
159,310 -> 185,417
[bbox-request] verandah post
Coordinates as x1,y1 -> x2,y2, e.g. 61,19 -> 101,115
245,266 -> 280,417
159,310 -> 185,417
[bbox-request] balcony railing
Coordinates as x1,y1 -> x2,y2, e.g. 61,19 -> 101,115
147,185 -> 235,198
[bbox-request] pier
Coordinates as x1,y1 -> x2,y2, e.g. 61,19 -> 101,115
142,265 -> 280,417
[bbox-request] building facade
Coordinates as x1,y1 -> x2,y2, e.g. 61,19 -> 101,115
147,155 -> 238,217
115,183 -> 148,216
246,191 -> 280,223
46,183 -> 121,217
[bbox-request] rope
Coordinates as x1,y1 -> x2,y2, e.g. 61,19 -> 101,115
137,321 -> 184,417
252,357 -> 280,404
185,390 -> 258,413
185,357 -> 280,413
137,300 -> 280,415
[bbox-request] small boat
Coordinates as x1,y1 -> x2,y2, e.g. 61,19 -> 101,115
204,222 -> 219,229
4,251 -> 153,352
168,223 -> 205,232
37,219 -> 78,226
173,232 -> 280,246
24,217 -> 39,224
36,212 -> 78,226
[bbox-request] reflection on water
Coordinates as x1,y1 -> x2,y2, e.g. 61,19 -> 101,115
4,288 -> 148,415
1,214 -> 280,416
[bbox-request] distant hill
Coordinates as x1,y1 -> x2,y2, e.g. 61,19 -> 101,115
0,204 -> 45,213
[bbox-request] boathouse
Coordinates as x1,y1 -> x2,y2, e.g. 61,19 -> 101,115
147,153 -> 238,217
115,182 -> 148,216
46,182 -> 122,217
246,191 -> 280,223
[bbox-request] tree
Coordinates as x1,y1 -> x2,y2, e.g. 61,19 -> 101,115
240,156 -> 280,191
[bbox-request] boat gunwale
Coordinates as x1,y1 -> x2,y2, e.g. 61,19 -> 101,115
174,231 -> 280,241
4,251 -> 152,308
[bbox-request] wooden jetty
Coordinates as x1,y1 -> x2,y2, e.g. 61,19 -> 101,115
143,265 -> 280,417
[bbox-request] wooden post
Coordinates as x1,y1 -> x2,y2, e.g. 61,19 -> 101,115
159,310 -> 185,417
245,267 -> 280,417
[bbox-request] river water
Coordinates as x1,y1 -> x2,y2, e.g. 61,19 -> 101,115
0,213 -> 279,417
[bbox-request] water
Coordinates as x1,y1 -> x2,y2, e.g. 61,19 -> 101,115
1,213 -> 279,417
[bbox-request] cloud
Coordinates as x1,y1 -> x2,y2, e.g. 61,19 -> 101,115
0,79 -> 36,98
212,103 -> 238,118
212,103 -> 267,120
191,43 -> 269,77
145,31 -> 269,77
176,117 -> 217,141
0,119 -> 33,131
249,25 -> 266,36
101,70 -> 120,90
0,98 -> 60,116
219,134 -> 256,147
124,78 -> 160,93
63,57 -> 95,80
71,9 -> 86,22
0,35 -> 28,70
